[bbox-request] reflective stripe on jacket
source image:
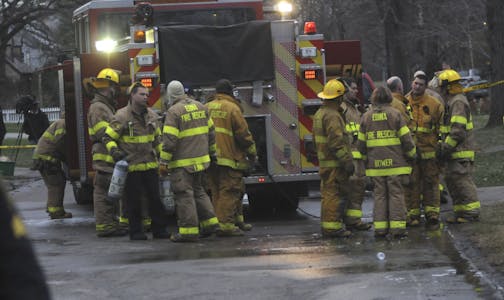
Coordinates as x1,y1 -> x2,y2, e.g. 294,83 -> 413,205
357,104 -> 416,176
103,104 -> 162,172
87,94 -> 116,172
406,93 -> 444,159
161,96 -> 216,172
33,119 -> 66,163
313,101 -> 352,168
443,93 -> 475,161
206,93 -> 256,171
341,97 -> 362,159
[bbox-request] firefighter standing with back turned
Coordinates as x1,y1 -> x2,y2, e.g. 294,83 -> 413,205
103,82 -> 170,240
437,69 -> 480,223
160,80 -> 220,242
314,79 -> 354,238
206,79 -> 256,236
339,77 -> 371,231
33,115 -> 70,220
405,71 -> 444,230
357,86 -> 416,238
86,68 -> 127,237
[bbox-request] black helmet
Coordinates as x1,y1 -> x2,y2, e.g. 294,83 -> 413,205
215,79 -> 234,96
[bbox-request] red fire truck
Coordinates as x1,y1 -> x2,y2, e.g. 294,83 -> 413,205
62,0 -> 370,212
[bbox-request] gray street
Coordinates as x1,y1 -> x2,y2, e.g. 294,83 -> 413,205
7,169 -> 503,300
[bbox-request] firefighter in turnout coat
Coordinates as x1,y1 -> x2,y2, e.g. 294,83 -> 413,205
86,68 -> 127,237
339,77 -> 371,231
206,79 -> 257,237
314,79 -> 354,238
103,82 -> 170,240
405,72 -> 444,230
33,117 -> 70,219
357,86 -> 416,238
437,69 -> 480,223
160,80 -> 219,242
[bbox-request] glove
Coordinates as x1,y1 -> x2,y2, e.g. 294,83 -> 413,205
159,164 -> 169,177
342,159 -> 355,176
436,143 -> 453,162
210,154 -> 218,166
111,148 -> 127,162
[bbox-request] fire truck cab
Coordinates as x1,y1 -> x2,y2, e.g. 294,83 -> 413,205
65,0 -> 366,212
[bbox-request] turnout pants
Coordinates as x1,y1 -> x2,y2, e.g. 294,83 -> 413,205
40,164 -> 66,214
93,171 -> 117,233
319,167 -> 348,234
405,159 -> 440,221
372,175 -> 407,236
123,169 -> 166,236
207,165 -> 243,231
171,168 -> 218,236
343,160 -> 366,225
445,160 -> 480,218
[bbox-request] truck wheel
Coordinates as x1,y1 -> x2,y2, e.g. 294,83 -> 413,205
72,181 -> 93,205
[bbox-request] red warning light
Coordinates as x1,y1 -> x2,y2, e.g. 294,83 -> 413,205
304,22 -> 317,35
258,177 -> 266,183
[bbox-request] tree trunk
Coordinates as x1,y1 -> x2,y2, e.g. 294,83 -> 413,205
376,0 -> 409,82
486,0 -> 504,127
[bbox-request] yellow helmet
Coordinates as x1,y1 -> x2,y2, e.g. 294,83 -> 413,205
92,68 -> 120,88
438,69 -> 461,87
317,79 -> 346,100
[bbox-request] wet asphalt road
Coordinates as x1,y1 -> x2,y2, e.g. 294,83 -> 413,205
7,169 -> 503,300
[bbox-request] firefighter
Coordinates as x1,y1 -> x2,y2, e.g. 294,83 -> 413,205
357,86 -> 416,238
405,71 -> 444,230
86,68 -> 128,237
339,77 -> 371,231
32,116 -> 70,219
103,82 -> 170,240
0,180 -> 50,300
314,79 -> 354,238
160,80 -> 219,242
386,76 -> 413,124
437,69 -> 480,223
205,79 -> 257,237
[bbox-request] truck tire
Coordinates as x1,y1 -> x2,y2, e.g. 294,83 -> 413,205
71,181 -> 93,205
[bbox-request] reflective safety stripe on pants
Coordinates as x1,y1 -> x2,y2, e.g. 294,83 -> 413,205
319,167 -> 348,233
445,160 -> 480,218
372,175 -> 407,236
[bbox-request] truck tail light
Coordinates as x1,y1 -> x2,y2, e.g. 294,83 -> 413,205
140,78 -> 153,88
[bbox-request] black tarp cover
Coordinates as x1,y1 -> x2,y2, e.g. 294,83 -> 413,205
158,21 -> 274,86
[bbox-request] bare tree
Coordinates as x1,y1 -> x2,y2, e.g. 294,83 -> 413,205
0,0 -> 85,89
485,0 -> 504,127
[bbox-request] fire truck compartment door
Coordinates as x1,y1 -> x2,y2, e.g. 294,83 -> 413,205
157,21 -> 274,86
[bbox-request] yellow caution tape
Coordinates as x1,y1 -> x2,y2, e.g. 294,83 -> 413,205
463,80 -> 504,93
0,145 -> 36,149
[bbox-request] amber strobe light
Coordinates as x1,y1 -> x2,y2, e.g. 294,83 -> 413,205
140,78 -> 153,88
303,69 -> 318,80
134,30 -> 146,43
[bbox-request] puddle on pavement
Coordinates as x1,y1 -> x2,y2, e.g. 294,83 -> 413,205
117,226 -> 500,298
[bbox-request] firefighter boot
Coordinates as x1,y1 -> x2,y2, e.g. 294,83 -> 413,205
170,233 -> 199,243
200,224 -> 219,238
426,218 -> 440,231
130,232 -> 148,240
322,229 -> 352,238
216,227 -> 245,237
236,222 -> 253,231
346,221 -> 372,231
446,215 -> 480,224
49,210 -> 72,220
97,225 -> 128,238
